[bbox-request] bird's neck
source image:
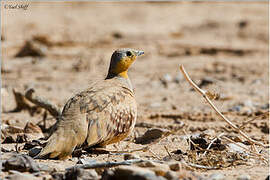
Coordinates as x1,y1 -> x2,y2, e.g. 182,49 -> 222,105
106,70 -> 128,79
105,71 -> 133,91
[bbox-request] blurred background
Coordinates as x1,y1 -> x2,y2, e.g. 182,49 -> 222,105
2,1 -> 268,114
1,2 -> 269,178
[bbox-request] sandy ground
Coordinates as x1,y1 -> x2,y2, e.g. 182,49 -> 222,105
1,2 -> 269,180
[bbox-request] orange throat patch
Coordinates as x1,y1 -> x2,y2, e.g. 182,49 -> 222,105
118,71 -> 128,79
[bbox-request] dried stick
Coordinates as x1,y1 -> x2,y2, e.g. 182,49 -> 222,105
202,133 -> 225,156
25,88 -> 61,118
107,146 -> 149,154
148,148 -> 162,160
66,159 -> 145,170
179,65 -> 267,148
184,162 -> 219,170
239,111 -> 269,129
222,136 -> 267,161
11,88 -> 34,113
164,145 -> 172,159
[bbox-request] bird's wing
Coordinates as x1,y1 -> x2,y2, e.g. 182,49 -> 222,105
36,80 -> 136,159
74,81 -> 137,147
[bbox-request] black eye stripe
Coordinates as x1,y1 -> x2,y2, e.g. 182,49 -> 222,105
126,51 -> 132,57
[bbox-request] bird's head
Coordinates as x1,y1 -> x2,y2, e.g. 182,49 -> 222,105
107,48 -> 144,79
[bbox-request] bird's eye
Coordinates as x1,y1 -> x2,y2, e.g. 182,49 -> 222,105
126,51 -> 132,57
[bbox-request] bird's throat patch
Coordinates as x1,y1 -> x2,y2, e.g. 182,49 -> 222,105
118,71 -> 128,78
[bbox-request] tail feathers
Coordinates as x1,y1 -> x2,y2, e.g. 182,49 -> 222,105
35,131 -> 77,160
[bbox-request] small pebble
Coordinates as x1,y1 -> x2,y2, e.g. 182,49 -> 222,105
174,73 -> 183,84
237,174 -> 251,180
164,171 -> 178,180
168,162 -> 180,171
228,143 -> 247,153
163,74 -> 172,82
229,105 -> 242,112
261,103 -> 269,110
28,147 -> 42,157
124,153 -> 140,160
7,170 -> 39,180
112,165 -> 166,180
150,102 -> 161,108
244,100 -> 254,108
208,173 -> 225,180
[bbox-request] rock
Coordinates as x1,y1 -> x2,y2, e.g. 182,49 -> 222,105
51,172 -> 65,180
160,74 -> 172,88
124,154 -> 140,160
243,100 -> 254,108
227,143 -> 247,153
37,163 -> 53,172
229,105 -> 242,112
238,20 -> 248,29
6,170 -> 40,180
237,174 -> 251,180
174,73 -> 183,84
261,122 -> 269,134
261,103 -> 269,110
137,161 -> 158,168
151,165 -> 170,177
168,162 -> 180,171
208,173 -> 225,180
77,158 -> 97,165
150,102 -> 161,108
101,169 -> 115,180
198,77 -> 214,88
28,147 -> 42,157
164,171 -> 178,180
65,167 -> 99,180
3,154 -> 40,172
15,40 -> 47,58
135,128 -> 170,145
112,32 -> 123,39
109,165 -> 166,180
24,122 -> 42,134
137,161 -> 170,176
23,139 -> 46,150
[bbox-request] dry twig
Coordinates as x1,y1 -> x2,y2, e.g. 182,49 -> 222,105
67,159 -> 145,170
179,65 -> 267,148
164,145 -> 172,159
25,88 -> 61,118
239,111 -> 269,129
202,133 -> 225,156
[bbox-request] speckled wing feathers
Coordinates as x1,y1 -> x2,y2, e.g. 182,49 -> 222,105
37,79 -> 137,159
80,80 -> 137,147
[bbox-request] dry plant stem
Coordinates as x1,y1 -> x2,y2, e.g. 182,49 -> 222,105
109,146 -> 149,154
67,159 -> 145,170
222,136 -> 267,162
164,145 -> 172,159
239,111 -> 269,129
11,88 -> 33,112
202,133 -> 225,156
148,148 -> 162,161
184,161 -> 219,170
25,88 -> 61,118
179,65 -> 266,148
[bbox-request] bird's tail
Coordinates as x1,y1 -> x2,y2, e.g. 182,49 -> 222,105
34,125 -> 77,160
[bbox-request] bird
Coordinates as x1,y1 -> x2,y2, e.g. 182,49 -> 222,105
36,48 -> 144,160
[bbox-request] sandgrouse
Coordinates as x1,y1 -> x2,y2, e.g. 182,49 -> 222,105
37,48 -> 144,160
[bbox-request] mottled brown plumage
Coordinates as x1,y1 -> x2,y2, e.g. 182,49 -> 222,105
36,49 -> 144,160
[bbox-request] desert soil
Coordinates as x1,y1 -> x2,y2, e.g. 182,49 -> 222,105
1,1 -> 269,180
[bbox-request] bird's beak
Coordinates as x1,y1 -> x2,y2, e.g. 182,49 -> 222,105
135,50 -> 144,57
